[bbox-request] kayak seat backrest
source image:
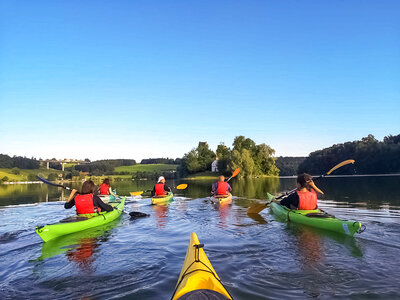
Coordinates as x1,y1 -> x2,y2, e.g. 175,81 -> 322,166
177,289 -> 230,300
60,216 -> 89,223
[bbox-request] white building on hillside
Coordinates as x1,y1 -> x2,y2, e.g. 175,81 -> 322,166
211,158 -> 219,172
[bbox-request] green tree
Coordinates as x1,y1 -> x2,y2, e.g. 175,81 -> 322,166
11,167 -> 21,175
179,142 -> 216,175
1,176 -> 9,182
27,174 -> 37,181
253,143 -> 279,176
216,143 -> 231,174
230,149 -> 256,178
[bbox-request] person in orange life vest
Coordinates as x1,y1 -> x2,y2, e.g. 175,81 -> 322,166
279,173 -> 324,210
99,178 -> 115,196
211,175 -> 232,196
64,180 -> 114,214
151,176 -> 171,197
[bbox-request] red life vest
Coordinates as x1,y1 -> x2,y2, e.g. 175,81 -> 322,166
155,183 -> 166,196
297,189 -> 317,210
75,193 -> 100,214
100,183 -> 109,195
217,181 -> 228,195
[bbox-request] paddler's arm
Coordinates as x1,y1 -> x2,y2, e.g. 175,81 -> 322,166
109,187 -> 116,196
279,193 -> 299,209
227,183 -> 232,192
64,189 -> 77,209
165,185 -> 171,193
93,195 -> 114,212
151,186 -> 156,197
211,182 -> 217,195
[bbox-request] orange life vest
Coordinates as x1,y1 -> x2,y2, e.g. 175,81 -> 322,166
100,183 -> 110,195
155,183 -> 166,196
217,181 -> 228,195
297,189 -> 317,210
75,193 -> 100,214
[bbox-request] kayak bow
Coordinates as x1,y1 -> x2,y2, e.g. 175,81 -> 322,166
171,232 -> 233,300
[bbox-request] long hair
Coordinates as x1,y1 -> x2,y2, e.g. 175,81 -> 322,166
81,180 -> 96,194
102,178 -> 110,186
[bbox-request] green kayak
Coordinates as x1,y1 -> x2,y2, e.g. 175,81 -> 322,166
268,193 -> 364,236
35,197 -> 126,242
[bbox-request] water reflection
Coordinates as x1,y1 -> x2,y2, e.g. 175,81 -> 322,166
152,204 -> 169,228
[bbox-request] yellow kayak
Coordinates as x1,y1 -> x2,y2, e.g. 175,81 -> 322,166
152,192 -> 174,205
171,232 -> 232,300
211,193 -> 232,205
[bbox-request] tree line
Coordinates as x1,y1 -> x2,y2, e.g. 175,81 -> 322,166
178,136 -> 279,178
140,158 -> 181,165
0,154 -> 40,169
298,134 -> 400,175
74,159 -> 136,174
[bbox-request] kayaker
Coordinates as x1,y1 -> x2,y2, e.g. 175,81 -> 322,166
211,175 -> 232,196
278,173 -> 324,210
65,180 -> 114,214
151,176 -> 171,196
99,178 -> 115,196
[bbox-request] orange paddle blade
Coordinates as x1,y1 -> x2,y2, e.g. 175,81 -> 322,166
326,159 -> 355,175
176,184 -> 188,190
130,191 -> 144,196
231,168 -> 240,178
247,203 -> 269,214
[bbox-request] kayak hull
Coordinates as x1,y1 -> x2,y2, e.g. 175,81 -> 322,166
152,193 -> 174,205
171,232 -> 232,300
35,197 -> 126,242
268,194 -> 362,236
211,193 -> 232,205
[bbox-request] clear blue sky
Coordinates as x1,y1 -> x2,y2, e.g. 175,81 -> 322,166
0,0 -> 399,161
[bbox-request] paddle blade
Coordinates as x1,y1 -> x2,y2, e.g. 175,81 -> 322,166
130,191 -> 144,196
326,159 -> 355,175
231,168 -> 240,178
176,184 -> 188,190
247,203 -> 268,214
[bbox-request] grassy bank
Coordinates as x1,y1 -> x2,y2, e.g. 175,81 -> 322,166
184,171 -> 218,180
114,164 -> 178,173
0,168 -> 64,182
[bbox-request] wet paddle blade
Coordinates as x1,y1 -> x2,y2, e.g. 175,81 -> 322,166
176,184 -> 188,190
231,168 -> 240,178
247,203 -> 269,214
326,159 -> 355,175
130,191 -> 144,196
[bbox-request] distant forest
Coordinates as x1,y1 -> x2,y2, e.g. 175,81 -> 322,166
298,134 -> 400,175
276,157 -> 306,176
140,158 -> 181,164
0,154 -> 39,169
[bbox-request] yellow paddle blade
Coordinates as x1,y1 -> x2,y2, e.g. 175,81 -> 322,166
247,203 -> 269,214
176,184 -> 188,190
326,159 -> 355,175
130,191 -> 144,196
231,168 -> 240,178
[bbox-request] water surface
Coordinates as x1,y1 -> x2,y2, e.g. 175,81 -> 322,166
0,176 -> 399,299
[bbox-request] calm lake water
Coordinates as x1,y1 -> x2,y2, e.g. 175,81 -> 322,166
0,176 -> 399,299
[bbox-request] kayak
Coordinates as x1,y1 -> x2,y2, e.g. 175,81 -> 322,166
211,193 -> 232,205
171,232 -> 233,300
98,194 -> 117,203
268,193 -> 364,236
35,197 -> 126,242
152,192 -> 174,205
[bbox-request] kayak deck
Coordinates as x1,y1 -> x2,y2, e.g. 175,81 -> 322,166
152,193 -> 174,205
35,197 -> 126,242
172,232 -> 232,300
211,193 -> 232,205
268,193 -> 363,236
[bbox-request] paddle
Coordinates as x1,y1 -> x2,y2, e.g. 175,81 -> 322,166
37,175 -> 74,191
130,183 -> 188,196
247,159 -> 355,214
227,168 -> 240,183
